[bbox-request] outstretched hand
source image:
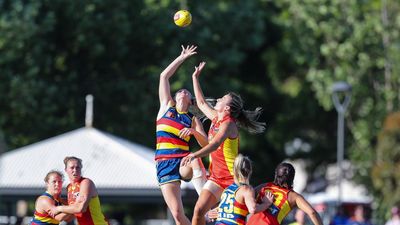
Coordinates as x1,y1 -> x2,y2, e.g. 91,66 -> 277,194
180,45 -> 197,60
192,61 -> 206,78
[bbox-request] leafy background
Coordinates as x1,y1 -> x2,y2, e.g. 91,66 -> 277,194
1,0 -> 400,223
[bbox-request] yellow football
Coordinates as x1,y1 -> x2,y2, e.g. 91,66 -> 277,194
174,10 -> 192,27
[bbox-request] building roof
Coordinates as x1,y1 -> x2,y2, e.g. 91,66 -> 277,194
0,127 -> 194,201
289,159 -> 373,205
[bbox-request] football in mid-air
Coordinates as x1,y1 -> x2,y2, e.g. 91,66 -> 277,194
174,10 -> 192,27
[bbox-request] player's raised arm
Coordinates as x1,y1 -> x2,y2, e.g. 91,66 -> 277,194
192,61 -> 217,120
158,45 -> 197,111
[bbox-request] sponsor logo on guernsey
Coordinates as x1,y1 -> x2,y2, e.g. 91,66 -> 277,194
219,212 -> 235,219
268,204 -> 280,216
166,111 -> 175,118
181,121 -> 190,127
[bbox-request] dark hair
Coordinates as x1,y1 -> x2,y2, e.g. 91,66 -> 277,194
44,170 -> 64,183
227,92 -> 265,134
189,98 -> 214,123
274,162 -> 295,189
64,156 -> 83,169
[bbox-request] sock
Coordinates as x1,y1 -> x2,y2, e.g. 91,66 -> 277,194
191,169 -> 206,195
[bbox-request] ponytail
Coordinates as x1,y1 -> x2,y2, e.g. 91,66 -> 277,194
189,98 -> 216,123
193,92 -> 267,134
233,154 -> 253,184
228,92 -> 266,134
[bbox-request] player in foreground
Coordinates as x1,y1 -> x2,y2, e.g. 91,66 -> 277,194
215,154 -> 274,225
182,61 -> 266,225
156,45 -> 208,225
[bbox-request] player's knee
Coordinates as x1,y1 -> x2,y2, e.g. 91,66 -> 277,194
179,165 -> 193,181
193,204 -> 208,217
170,208 -> 185,220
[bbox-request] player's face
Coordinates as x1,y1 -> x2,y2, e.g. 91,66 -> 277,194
214,94 -> 232,112
175,89 -> 192,105
65,160 -> 82,182
46,174 -> 63,196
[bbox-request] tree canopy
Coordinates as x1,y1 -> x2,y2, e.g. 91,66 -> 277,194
1,0 -> 400,222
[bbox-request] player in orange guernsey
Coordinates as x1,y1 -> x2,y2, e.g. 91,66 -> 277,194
156,45 -> 208,225
48,156 -> 109,225
247,162 -> 323,225
30,170 -> 74,225
182,61 -> 266,225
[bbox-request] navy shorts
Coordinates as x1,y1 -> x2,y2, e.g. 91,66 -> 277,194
156,158 -> 182,185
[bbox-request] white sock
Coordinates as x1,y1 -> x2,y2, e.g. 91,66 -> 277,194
193,168 -> 203,179
191,169 -> 206,195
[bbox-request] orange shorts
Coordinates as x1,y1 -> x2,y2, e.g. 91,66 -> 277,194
208,174 -> 234,189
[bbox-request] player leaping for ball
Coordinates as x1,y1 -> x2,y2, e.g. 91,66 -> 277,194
156,45 -> 208,225
181,61 -> 267,225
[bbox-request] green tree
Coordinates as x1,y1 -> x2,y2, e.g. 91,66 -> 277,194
4,2 -> 399,215
268,0 -> 400,221
372,112 -> 400,222
0,0 -> 284,179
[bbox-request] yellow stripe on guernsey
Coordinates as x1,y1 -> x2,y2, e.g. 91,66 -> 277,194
234,207 -> 248,216
156,124 -> 190,142
277,201 -> 292,223
156,143 -> 189,151
34,215 -> 59,224
223,138 -> 239,175
88,196 -> 108,225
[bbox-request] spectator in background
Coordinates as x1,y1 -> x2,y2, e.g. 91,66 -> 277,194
330,207 -> 349,225
385,206 -> 400,225
346,205 -> 372,225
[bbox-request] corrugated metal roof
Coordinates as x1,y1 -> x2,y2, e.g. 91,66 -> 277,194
0,127 -> 195,193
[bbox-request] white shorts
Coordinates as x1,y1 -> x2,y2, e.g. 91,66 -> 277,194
203,180 -> 224,199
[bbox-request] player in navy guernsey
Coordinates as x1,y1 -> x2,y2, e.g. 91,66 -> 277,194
215,154 -> 274,225
156,45 -> 208,225
30,171 -> 73,225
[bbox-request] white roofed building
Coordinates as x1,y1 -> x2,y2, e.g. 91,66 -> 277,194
0,127 -> 196,197
0,95 -> 198,225
0,127 -> 196,224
